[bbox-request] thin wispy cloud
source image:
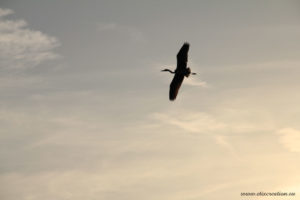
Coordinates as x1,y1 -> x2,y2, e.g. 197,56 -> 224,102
277,128 -> 300,153
151,109 -> 281,156
151,111 -> 236,155
97,22 -> 146,43
151,109 -> 274,135
0,8 -> 60,70
204,60 -> 300,74
152,112 -> 227,133
184,77 -> 208,87
97,22 -> 118,31
0,8 -> 13,17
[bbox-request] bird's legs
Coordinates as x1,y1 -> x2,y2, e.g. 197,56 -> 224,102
184,68 -> 197,77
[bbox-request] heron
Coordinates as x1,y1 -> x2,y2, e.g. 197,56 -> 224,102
161,42 -> 196,101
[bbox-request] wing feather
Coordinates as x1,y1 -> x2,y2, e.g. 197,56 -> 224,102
169,74 -> 184,101
176,42 -> 189,70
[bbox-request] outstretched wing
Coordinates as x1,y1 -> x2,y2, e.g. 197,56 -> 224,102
176,42 -> 189,70
169,73 -> 184,101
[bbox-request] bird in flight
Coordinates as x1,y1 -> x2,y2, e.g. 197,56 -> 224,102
161,42 -> 196,101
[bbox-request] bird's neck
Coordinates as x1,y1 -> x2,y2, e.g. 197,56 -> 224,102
163,69 -> 175,74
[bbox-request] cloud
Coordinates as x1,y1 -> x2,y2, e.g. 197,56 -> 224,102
184,77 -> 208,87
277,128 -> 300,153
151,109 -> 278,157
152,112 -> 227,133
97,22 -> 146,43
97,23 -> 117,31
151,111 -> 237,156
151,110 -> 273,135
0,8 -> 13,17
0,8 -> 60,70
204,60 -> 300,74
0,170 -> 269,200
0,107 -> 239,200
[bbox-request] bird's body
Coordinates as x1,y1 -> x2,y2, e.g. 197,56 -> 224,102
161,42 -> 196,101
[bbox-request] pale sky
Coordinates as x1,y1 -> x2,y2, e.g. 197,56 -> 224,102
1,1 -> 300,200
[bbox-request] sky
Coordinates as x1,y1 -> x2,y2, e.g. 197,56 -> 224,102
1,1 -> 300,199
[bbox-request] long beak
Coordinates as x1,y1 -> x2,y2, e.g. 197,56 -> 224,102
191,72 -> 197,75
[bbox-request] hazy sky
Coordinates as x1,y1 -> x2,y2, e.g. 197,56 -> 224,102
1,1 -> 300,200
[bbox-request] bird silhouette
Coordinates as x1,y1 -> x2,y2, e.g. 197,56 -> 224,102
161,42 -> 196,101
